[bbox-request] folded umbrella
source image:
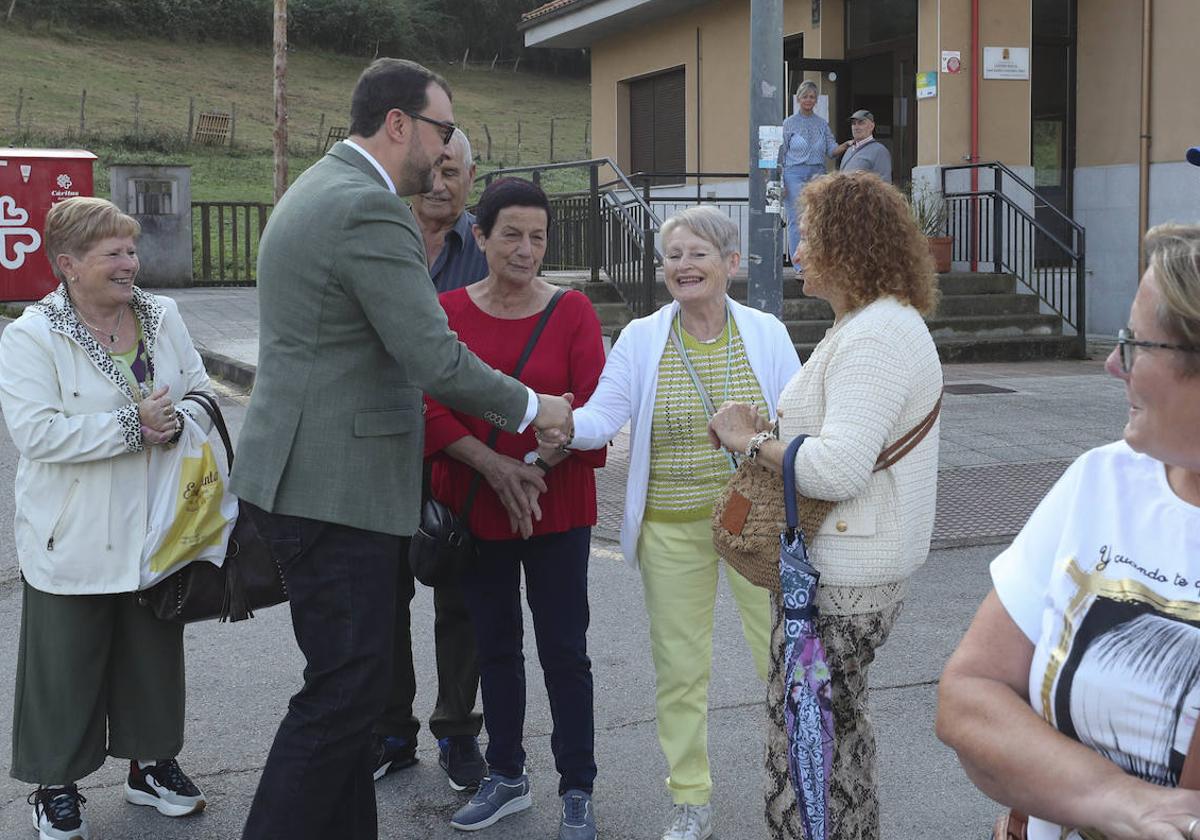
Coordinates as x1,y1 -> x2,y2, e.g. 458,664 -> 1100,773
780,434 -> 834,840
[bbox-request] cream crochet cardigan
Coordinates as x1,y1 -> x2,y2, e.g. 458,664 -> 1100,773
777,296 -> 942,615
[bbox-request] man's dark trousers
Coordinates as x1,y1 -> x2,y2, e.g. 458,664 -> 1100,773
241,503 -> 400,840
376,536 -> 483,744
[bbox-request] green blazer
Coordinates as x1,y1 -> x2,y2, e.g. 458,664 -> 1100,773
230,142 -> 529,536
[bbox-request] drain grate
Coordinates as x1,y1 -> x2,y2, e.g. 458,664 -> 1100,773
944,383 -> 1017,395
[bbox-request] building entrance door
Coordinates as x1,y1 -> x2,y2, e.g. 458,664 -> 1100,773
1032,0 -> 1077,261
842,0 -> 918,187
843,46 -> 915,188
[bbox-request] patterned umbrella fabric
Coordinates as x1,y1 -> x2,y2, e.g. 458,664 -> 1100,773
780,434 -> 834,840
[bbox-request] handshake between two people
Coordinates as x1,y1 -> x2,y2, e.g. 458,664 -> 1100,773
480,392 -> 574,540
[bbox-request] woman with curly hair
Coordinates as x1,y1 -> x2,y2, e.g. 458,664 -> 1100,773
708,172 -> 943,840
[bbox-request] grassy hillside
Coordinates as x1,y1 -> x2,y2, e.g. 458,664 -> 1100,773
0,26 -> 591,201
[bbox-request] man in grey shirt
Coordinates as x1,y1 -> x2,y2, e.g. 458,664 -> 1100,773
839,109 -> 893,183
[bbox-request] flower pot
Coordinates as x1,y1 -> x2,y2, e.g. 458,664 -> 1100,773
927,236 -> 953,273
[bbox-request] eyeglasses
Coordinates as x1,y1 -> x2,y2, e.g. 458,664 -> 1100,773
401,110 -> 456,145
1115,328 -> 1200,373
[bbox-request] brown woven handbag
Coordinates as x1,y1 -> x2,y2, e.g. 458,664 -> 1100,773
712,395 -> 942,592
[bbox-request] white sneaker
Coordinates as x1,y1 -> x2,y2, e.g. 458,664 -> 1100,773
661,803 -> 713,840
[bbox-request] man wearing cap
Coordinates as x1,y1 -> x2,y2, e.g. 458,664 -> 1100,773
839,109 -> 892,183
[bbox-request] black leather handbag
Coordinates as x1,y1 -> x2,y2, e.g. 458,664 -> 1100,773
409,289 -> 566,587
138,391 -> 288,623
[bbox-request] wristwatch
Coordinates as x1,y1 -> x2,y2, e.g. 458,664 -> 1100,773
523,451 -> 553,475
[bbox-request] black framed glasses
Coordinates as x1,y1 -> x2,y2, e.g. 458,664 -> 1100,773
401,110 -> 456,145
1116,328 -> 1200,373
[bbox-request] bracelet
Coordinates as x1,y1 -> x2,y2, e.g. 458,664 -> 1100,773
745,430 -> 774,462
166,409 -> 185,446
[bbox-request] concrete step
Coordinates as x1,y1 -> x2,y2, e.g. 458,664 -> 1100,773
783,313 -> 1063,344
545,274 -> 626,303
926,313 -> 1063,340
794,334 -> 1081,364
937,272 -> 1017,295
593,302 -> 633,330
933,293 -> 1039,318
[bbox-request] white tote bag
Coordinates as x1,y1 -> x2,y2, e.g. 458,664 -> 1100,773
140,413 -> 238,590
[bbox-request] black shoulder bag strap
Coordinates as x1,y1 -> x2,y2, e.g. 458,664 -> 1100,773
181,390 -> 233,465
458,288 -> 567,520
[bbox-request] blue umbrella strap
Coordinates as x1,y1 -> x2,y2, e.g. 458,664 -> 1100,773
782,434 -> 813,535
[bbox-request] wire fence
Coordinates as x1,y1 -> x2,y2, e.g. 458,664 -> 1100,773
3,86 -> 591,166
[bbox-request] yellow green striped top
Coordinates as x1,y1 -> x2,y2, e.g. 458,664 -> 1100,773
645,316 -> 767,522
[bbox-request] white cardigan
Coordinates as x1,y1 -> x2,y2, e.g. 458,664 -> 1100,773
0,286 -> 213,595
778,296 -> 942,615
572,297 -> 801,569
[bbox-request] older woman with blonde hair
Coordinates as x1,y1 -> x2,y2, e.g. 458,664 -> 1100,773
937,225 -> 1200,840
0,197 -> 214,840
779,79 -> 851,261
710,172 -> 943,840
569,204 -> 800,840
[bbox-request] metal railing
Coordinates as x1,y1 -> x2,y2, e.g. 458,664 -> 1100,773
481,158 -> 665,316
940,162 -> 1086,356
480,161 -> 754,317
192,201 -> 272,285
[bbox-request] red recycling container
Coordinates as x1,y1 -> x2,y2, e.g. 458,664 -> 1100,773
0,148 -> 98,301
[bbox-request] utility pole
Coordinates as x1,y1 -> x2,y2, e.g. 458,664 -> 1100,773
747,0 -> 783,317
273,0 -> 288,203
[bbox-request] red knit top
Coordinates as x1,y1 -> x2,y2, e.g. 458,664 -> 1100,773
424,287 -> 607,540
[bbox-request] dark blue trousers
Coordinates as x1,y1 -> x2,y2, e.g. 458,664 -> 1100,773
462,526 -> 597,795
241,504 -> 400,840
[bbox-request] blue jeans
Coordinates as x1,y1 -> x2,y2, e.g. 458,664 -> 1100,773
782,164 -> 825,260
241,503 -> 401,840
462,527 -> 596,795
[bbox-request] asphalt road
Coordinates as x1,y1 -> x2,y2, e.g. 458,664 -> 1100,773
0,368 -> 1001,839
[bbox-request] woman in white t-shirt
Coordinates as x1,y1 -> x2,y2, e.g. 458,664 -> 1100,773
937,223 -> 1200,840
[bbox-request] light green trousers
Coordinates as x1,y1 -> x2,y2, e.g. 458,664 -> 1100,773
638,517 -> 771,806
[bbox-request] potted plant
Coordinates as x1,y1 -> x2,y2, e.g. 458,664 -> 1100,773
908,186 -> 953,273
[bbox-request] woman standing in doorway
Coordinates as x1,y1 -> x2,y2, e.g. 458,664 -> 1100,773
779,80 -> 850,261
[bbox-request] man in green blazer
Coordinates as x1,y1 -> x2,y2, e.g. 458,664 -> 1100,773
231,59 -> 572,840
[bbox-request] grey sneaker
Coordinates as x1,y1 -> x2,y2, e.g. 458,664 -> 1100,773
558,789 -> 596,840
661,803 -> 712,840
449,772 -> 532,831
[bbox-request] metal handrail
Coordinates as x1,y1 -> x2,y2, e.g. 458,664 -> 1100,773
941,161 -> 1084,240
480,157 -> 664,229
938,161 -> 1087,358
943,188 -> 1080,258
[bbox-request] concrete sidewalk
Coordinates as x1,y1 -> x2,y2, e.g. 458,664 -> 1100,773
162,286 -> 1129,549
0,290 -> 1134,839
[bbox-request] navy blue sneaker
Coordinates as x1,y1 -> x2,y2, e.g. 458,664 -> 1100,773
29,784 -> 88,840
558,789 -> 597,840
372,735 -> 418,781
125,760 -> 206,817
449,772 -> 531,831
438,736 -> 486,792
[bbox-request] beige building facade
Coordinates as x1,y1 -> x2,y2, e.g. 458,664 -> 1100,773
523,0 -> 1200,335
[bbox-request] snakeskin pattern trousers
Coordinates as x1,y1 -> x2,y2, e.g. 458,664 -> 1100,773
764,593 -> 903,840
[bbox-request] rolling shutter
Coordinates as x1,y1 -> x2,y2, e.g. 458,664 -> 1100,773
628,68 -> 685,182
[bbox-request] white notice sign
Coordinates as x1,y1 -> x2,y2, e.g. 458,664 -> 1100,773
983,47 -> 1030,80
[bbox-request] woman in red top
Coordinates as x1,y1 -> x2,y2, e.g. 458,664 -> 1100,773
424,178 -> 606,839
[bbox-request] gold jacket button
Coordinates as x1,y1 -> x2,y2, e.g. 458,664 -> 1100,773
835,521 -> 848,533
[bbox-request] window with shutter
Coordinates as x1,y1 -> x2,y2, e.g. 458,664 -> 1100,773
627,67 -> 685,184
